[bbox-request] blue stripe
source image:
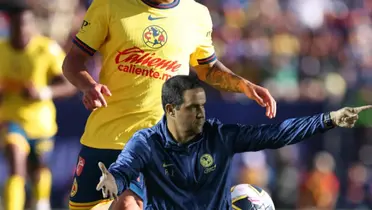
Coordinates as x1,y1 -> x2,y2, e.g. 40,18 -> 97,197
72,37 -> 95,56
198,54 -> 217,65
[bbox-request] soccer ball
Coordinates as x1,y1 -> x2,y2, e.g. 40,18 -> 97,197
231,184 -> 275,210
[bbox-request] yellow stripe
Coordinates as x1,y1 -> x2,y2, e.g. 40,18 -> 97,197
91,200 -> 113,210
232,204 -> 242,210
232,195 -> 248,203
69,199 -> 110,207
68,205 -> 92,210
230,186 -> 236,192
248,185 -> 265,197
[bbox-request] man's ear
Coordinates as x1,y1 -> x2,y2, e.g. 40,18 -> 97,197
165,104 -> 175,117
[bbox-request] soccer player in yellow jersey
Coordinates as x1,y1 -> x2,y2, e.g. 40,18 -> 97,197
0,3 -> 76,210
62,0 -> 277,209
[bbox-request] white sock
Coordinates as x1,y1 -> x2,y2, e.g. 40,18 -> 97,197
33,199 -> 51,210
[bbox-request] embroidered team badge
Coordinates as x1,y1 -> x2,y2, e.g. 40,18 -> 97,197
200,154 -> 216,174
142,25 -> 167,49
70,178 -> 78,197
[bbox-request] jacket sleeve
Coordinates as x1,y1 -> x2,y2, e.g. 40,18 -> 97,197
216,113 -> 332,153
108,132 -> 151,194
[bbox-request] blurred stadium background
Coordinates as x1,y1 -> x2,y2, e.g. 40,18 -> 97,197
1,0 -> 372,209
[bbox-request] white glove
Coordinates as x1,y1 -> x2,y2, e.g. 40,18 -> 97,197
330,105 -> 372,128
96,162 -> 118,200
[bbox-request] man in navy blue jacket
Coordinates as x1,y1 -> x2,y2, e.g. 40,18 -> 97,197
96,75 -> 371,210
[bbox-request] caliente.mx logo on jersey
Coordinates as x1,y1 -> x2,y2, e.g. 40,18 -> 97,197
142,25 -> 167,49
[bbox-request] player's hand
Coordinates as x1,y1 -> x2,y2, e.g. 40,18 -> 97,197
96,162 -> 118,200
330,105 -> 372,128
82,84 -> 112,110
241,82 -> 276,119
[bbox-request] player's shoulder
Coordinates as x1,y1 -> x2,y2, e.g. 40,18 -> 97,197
32,36 -> 64,55
131,120 -> 169,146
32,35 -> 57,48
204,118 -> 224,131
205,118 -> 243,134
182,0 -> 212,26
90,0 -> 134,8
132,126 -> 161,143
190,1 -> 210,13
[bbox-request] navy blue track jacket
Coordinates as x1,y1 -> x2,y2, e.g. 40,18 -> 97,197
109,113 -> 331,210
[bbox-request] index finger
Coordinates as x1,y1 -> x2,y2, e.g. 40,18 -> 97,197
270,97 -> 276,118
354,105 -> 372,113
98,162 -> 108,174
96,91 -> 108,107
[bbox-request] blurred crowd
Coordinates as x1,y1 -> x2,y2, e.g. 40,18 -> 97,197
2,0 -> 372,209
200,0 -> 372,209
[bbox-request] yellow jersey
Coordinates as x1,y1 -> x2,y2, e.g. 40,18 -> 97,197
0,36 -> 65,139
74,0 -> 216,150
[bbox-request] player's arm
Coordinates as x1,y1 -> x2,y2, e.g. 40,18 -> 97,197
220,106 -> 370,153
107,133 -> 151,195
62,0 -> 108,91
190,7 -> 276,118
62,45 -> 96,91
226,114 -> 331,153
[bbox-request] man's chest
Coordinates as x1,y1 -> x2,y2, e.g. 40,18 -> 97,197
0,47 -> 49,81
109,12 -> 201,58
148,142 -> 229,190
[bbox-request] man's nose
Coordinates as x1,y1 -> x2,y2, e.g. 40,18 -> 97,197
196,112 -> 204,119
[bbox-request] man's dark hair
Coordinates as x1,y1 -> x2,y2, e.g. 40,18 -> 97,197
161,75 -> 204,111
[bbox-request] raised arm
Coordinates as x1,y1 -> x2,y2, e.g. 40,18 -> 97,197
218,114 -> 329,153
220,106 -> 371,153
189,6 -> 276,118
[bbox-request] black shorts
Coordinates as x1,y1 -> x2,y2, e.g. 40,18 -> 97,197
69,145 -> 145,209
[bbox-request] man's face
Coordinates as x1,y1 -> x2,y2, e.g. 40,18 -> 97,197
174,88 -> 206,135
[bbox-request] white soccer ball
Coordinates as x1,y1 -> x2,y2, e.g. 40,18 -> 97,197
231,184 -> 275,210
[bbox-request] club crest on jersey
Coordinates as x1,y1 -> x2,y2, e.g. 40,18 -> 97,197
70,178 -> 78,197
142,25 -> 167,49
200,154 -> 216,174
76,156 -> 85,176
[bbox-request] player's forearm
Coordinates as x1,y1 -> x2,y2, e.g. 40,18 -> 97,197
197,60 -> 248,93
247,113 -> 333,150
62,54 -> 97,91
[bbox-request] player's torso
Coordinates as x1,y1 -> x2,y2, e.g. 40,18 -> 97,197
0,36 -> 58,138
144,131 -> 232,209
0,37 -> 54,92
82,0 -> 206,149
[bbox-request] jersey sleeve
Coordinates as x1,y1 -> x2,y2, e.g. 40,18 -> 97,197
72,0 -> 109,56
48,41 -> 66,77
215,114 -> 331,154
189,6 -> 217,67
108,132 -> 151,194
